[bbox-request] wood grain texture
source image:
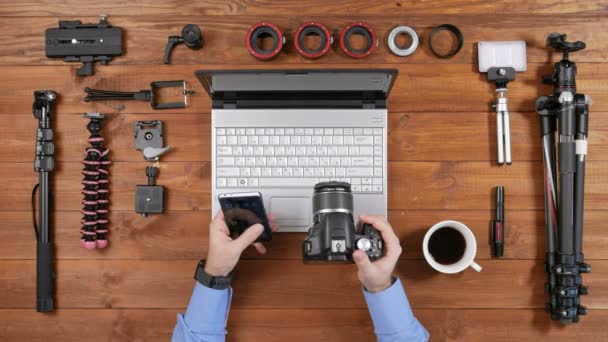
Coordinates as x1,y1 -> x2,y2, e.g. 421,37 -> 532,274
2,161 -> 607,211
2,209 -> 608,261
1,1 -> 607,340
3,111 -> 608,163
1,0 -> 607,16
0,63 -> 607,115
1,308 -> 607,342
1,15 -> 608,65
0,259 -> 605,310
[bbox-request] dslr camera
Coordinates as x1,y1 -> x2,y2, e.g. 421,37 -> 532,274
302,181 -> 384,262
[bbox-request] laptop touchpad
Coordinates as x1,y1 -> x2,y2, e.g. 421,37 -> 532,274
270,197 -> 310,228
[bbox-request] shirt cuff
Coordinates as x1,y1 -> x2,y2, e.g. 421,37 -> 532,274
183,282 -> 232,335
363,277 -> 421,336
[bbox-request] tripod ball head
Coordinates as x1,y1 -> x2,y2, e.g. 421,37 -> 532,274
547,33 -> 586,54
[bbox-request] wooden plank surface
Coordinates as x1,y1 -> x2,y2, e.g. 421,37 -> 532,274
3,111 -> 608,163
0,64 -> 607,114
2,0 -> 607,16
1,1 -> 607,341
0,308 -> 606,342
0,259 -> 605,309
3,209 -> 608,261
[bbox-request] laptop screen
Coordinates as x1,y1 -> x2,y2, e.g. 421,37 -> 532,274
195,69 -> 398,109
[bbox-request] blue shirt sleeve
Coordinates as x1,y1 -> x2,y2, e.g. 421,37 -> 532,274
172,282 -> 232,342
363,277 -> 429,342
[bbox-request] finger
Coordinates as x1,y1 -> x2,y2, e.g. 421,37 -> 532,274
233,224 -> 264,251
253,242 -> 267,254
353,250 -> 374,273
212,210 -> 225,222
271,223 -> 280,232
359,214 -> 401,259
267,213 -> 276,221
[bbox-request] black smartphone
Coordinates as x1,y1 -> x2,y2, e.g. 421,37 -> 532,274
218,192 -> 272,242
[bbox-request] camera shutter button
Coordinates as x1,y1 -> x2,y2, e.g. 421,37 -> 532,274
357,238 -> 372,252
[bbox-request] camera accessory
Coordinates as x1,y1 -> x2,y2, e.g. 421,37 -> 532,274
84,80 -> 195,110
339,22 -> 378,59
134,120 -> 170,217
80,112 -> 111,250
219,192 -> 272,242
478,41 -> 527,165
246,22 -> 285,60
164,24 -> 203,64
194,259 -> 233,290
429,24 -> 463,59
32,90 -> 57,312
135,166 -> 165,217
387,26 -> 419,57
134,120 -> 171,161
536,33 -> 591,324
302,182 -> 383,262
45,14 -> 123,76
491,186 -> 505,257
294,22 -> 333,59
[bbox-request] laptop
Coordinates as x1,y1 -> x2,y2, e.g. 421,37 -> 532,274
196,69 -> 398,232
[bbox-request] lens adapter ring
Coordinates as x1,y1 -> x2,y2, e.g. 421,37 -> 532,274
387,25 -> 419,57
294,22 -> 332,59
340,22 -> 378,58
428,24 -> 463,59
246,22 -> 285,60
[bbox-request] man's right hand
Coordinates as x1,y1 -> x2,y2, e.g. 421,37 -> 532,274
353,215 -> 403,293
204,211 -> 276,277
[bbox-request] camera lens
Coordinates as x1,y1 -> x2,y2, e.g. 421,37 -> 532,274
312,181 -> 353,222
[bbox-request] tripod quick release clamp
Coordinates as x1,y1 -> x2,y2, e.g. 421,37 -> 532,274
134,120 -> 171,161
45,14 -> 123,76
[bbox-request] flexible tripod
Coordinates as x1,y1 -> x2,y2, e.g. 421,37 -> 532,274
536,33 -> 591,324
32,90 -> 57,312
81,113 -> 111,249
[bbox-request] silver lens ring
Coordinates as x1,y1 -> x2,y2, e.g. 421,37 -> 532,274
387,26 -> 419,57
313,208 -> 353,216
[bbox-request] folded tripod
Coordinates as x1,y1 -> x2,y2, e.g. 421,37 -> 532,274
536,33 -> 591,324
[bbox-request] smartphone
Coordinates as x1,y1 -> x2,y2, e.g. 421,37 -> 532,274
218,192 -> 272,242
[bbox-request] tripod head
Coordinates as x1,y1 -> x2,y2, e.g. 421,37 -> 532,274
33,90 -> 57,122
547,33 -> 586,56
542,33 -> 587,94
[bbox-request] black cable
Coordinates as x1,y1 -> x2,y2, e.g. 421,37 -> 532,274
31,183 -> 39,242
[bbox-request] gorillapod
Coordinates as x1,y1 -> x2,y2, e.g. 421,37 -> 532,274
81,113 -> 111,249
536,33 -> 591,324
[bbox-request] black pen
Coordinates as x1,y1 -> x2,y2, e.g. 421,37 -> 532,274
492,186 -> 505,257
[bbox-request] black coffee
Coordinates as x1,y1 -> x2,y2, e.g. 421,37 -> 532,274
428,227 -> 466,265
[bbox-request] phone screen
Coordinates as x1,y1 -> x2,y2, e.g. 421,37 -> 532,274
219,193 -> 272,242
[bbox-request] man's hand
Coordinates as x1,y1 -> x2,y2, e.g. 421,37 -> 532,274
353,215 -> 402,293
204,210 -> 277,277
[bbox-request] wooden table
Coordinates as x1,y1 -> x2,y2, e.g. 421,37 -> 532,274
1,1 -> 607,341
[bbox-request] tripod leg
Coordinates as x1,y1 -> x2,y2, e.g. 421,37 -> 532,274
503,110 -> 512,165
496,111 -> 504,164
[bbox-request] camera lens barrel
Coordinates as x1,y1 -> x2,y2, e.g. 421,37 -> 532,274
246,22 -> 285,60
339,22 -> 377,58
294,22 -> 332,59
312,181 -> 353,217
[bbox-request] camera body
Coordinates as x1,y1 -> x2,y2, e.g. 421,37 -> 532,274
302,181 -> 384,262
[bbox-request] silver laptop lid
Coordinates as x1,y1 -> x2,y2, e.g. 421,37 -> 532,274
195,69 -> 398,109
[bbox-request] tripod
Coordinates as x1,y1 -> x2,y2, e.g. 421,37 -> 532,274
536,33 -> 591,324
489,67 -> 515,165
32,90 -> 57,312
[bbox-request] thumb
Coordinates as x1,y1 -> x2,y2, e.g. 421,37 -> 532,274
353,250 -> 373,273
233,224 -> 264,251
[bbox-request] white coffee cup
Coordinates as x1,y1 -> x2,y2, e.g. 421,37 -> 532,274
422,220 -> 482,273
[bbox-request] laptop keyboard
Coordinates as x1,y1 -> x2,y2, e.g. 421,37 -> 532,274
215,127 -> 384,193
